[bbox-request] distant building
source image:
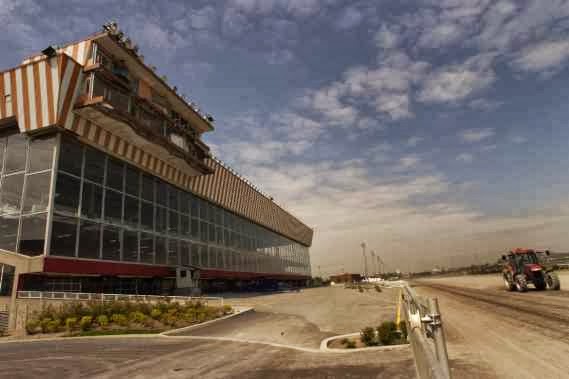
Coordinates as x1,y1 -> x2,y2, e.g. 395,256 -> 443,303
0,24 -> 312,301
330,273 -> 363,284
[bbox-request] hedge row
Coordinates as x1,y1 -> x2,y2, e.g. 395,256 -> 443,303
26,300 -> 232,335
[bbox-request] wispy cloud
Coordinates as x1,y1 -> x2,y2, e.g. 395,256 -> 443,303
456,152 -> 474,163
459,128 -> 495,143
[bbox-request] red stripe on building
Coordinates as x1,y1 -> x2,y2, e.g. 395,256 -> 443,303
43,257 -> 175,277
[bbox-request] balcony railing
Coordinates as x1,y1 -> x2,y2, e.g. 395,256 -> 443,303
81,71 -> 209,164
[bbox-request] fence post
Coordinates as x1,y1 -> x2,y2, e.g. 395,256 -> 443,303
428,298 -> 450,379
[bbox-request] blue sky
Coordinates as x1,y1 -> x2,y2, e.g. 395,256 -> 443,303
4,0 -> 569,273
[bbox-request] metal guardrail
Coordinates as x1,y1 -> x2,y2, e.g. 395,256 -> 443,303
17,291 -> 224,307
401,284 -> 451,379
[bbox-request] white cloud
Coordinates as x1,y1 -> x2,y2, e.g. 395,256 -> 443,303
510,135 -> 528,144
418,54 -> 496,103
335,7 -> 364,30
397,155 -> 421,170
468,98 -> 504,111
456,152 -> 474,163
459,128 -> 495,143
418,22 -> 467,48
374,24 -> 400,49
512,40 -> 569,74
374,93 -> 412,120
407,136 -> 423,147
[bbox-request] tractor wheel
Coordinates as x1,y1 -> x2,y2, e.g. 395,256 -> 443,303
503,276 -> 515,291
534,277 -> 547,291
515,275 -> 528,292
546,273 -> 561,291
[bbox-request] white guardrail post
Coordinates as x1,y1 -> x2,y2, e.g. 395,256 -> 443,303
400,283 -> 451,379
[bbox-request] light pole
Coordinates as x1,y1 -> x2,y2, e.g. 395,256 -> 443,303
370,250 -> 376,277
361,242 -> 367,278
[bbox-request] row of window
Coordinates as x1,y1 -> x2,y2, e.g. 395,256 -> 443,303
56,137 -> 309,257
0,132 -> 311,275
50,214 -> 309,273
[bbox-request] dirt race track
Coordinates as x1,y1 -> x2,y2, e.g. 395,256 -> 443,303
415,272 -> 569,379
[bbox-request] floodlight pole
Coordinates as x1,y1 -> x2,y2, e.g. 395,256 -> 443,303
361,242 -> 367,278
370,250 -> 376,276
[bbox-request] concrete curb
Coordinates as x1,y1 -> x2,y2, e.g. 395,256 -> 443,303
160,306 -> 254,336
320,332 -> 410,353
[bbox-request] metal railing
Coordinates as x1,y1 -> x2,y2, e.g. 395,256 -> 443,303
17,291 -> 224,307
401,284 -> 451,379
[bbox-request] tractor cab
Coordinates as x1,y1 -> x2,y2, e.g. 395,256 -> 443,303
501,248 -> 559,292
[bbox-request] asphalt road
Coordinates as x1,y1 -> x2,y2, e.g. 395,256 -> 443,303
0,335 -> 415,379
0,287 -> 417,379
415,273 -> 569,379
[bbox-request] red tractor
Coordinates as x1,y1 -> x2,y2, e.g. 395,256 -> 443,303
502,248 -> 561,292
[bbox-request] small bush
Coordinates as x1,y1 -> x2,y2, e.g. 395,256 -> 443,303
65,317 -> 78,331
340,338 -> 349,345
358,286 -> 364,293
97,315 -> 109,328
40,318 -> 53,333
374,285 -> 382,292
398,321 -> 408,340
150,308 -> 162,320
222,305 -> 233,315
346,340 -> 356,349
129,311 -> 147,324
46,319 -> 61,333
111,314 -> 129,327
360,326 -> 378,346
26,319 -> 40,335
80,316 -> 93,331
377,321 -> 397,345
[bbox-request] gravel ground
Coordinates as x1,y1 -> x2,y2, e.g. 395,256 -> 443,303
224,285 -> 400,335
415,272 -> 569,378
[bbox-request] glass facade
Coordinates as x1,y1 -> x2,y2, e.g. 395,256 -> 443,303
49,136 -> 311,276
0,132 -> 55,256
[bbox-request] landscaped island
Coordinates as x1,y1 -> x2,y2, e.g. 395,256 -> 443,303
25,300 -> 233,336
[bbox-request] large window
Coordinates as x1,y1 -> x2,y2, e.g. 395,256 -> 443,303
50,216 -> 78,257
19,214 -> 47,256
0,132 -> 54,255
49,137 -> 311,276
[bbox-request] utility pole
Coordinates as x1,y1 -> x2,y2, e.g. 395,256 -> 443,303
370,250 -> 376,276
361,242 -> 367,278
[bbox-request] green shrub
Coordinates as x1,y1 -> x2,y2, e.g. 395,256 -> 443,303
358,286 -> 364,293
40,318 -> 52,333
377,321 -> 397,345
80,316 -> 93,331
96,315 -> 109,328
111,314 -> 129,327
374,285 -> 382,292
360,326 -> 378,346
45,319 -> 61,333
150,308 -> 162,320
222,305 -> 233,315
65,317 -> 78,331
129,311 -> 147,324
340,338 -> 349,345
398,321 -> 408,340
346,340 -> 356,349
25,319 -> 40,335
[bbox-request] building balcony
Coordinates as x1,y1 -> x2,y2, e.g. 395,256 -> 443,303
74,66 -> 212,176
